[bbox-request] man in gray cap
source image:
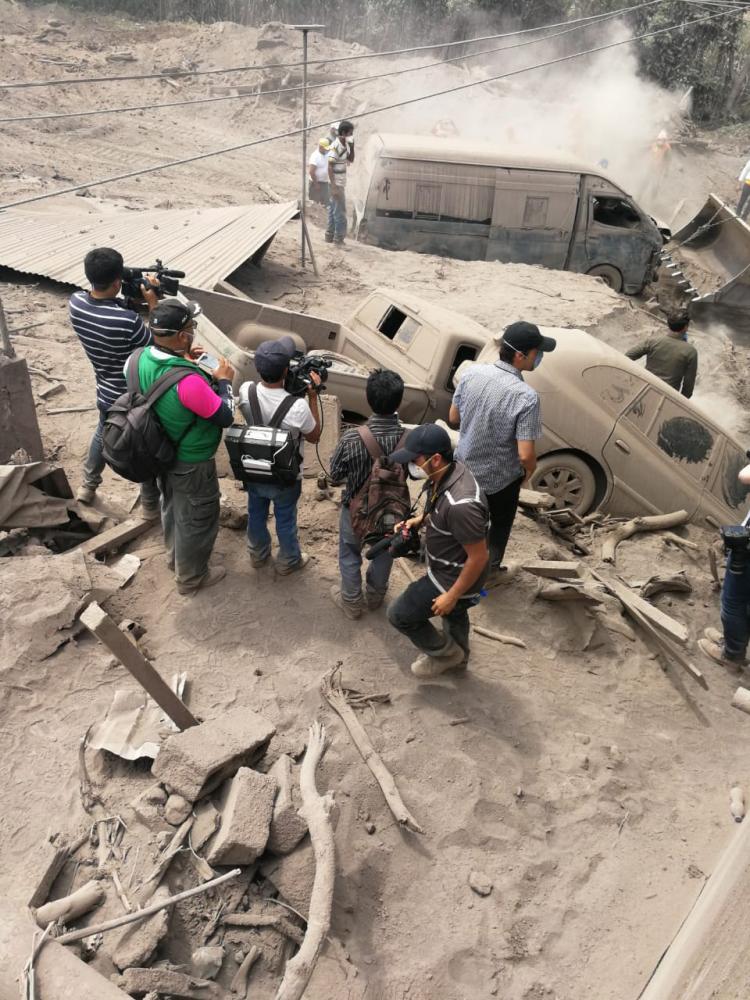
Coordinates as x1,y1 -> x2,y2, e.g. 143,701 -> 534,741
387,423 -> 489,679
449,321 -> 555,580
238,337 -> 321,574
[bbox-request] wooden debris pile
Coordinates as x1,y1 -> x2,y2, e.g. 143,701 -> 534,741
21,707 -> 334,1000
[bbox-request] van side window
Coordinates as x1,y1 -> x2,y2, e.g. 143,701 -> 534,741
447,346 -> 478,390
592,196 -> 641,230
581,366 -> 648,416
523,197 -> 549,228
415,184 -> 441,220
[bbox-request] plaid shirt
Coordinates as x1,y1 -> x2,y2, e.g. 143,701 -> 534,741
453,360 -> 542,495
329,414 -> 404,504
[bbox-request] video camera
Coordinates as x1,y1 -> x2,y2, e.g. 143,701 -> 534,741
284,353 -> 332,398
721,524 -> 750,574
365,525 -> 421,561
121,259 -> 186,303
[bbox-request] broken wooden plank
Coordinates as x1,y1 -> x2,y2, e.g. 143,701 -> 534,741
518,488 -> 555,510
77,518 -> 152,556
47,404 -> 98,414
537,583 -> 602,604
590,570 -> 689,645
80,602 -> 198,731
522,560 -> 582,579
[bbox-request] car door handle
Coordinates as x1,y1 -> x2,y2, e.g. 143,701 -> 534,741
614,439 -> 631,454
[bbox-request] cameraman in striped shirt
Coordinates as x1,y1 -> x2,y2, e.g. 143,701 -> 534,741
69,247 -> 161,515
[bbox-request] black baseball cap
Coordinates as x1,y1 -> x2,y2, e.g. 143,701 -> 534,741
150,298 -> 201,335
255,336 -> 296,381
501,321 -> 556,355
391,423 -> 453,464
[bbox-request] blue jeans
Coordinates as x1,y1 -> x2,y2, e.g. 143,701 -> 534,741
339,506 -> 393,602
721,554 -> 750,660
326,190 -> 347,240
84,407 -> 160,508
246,480 -> 302,567
387,573 -> 477,657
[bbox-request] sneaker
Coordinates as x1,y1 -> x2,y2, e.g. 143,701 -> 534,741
697,637 -> 745,667
249,550 -> 270,569
77,485 -> 96,505
485,562 -> 518,589
177,565 -> 226,596
276,552 -> 310,576
410,639 -> 467,679
140,504 -> 161,521
324,232 -> 334,243
334,238 -> 346,247
330,585 -> 362,620
703,627 -> 723,645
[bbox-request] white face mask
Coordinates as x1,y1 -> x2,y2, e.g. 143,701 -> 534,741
408,461 -> 428,480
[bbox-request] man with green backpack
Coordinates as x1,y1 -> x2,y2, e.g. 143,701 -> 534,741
120,299 -> 235,596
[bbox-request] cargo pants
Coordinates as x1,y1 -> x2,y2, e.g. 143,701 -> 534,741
161,458 -> 220,590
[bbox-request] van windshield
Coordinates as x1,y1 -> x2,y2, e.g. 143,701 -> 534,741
592,196 -> 641,231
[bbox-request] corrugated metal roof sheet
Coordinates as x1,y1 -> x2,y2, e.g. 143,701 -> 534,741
0,200 -> 299,289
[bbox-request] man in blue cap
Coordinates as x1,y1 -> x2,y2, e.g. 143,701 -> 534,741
387,423 -> 489,679
238,337 -> 321,574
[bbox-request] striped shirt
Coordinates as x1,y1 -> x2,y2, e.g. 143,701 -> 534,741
453,360 -> 542,495
69,290 -> 151,410
329,414 -> 403,504
424,461 -> 488,595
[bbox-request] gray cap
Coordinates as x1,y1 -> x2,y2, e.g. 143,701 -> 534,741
255,336 -> 296,381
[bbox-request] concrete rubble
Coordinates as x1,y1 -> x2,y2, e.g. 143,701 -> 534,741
113,886 -> 171,970
262,838 -> 316,919
206,766 -> 278,865
266,753 -> 308,855
152,707 -> 276,800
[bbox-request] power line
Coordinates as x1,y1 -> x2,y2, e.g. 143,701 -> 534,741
0,0 -> 667,125
0,0 -> 687,91
0,3 -> 744,213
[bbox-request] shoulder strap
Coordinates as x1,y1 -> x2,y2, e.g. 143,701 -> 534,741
268,394 -> 298,429
358,426 -> 384,461
126,347 -> 146,394
239,383 -> 263,426
389,430 -> 408,457
142,364 -> 196,405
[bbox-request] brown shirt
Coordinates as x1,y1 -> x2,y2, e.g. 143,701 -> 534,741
424,461 -> 489,596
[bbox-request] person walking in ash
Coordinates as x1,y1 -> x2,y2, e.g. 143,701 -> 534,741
326,119 -> 355,246
308,136 -> 331,206
737,156 -> 750,220
386,424 -> 489,679
328,369 -> 406,619
449,321 -> 555,581
238,337 -> 321,574
69,247 -> 161,515
125,299 -> 235,596
699,464 -> 750,667
625,314 -> 697,398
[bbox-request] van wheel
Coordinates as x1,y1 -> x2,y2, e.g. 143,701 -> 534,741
530,454 -> 597,515
587,264 -> 623,293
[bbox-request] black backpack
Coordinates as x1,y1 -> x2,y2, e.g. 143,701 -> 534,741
224,383 -> 301,486
102,348 -> 196,483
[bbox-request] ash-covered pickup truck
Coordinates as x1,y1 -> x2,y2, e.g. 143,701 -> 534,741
184,285 -> 489,424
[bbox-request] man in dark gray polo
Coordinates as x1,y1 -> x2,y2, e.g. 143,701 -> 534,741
449,321 -> 555,578
386,424 -> 489,679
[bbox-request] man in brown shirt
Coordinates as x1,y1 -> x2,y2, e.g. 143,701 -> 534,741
625,315 -> 697,398
387,424 -> 489,679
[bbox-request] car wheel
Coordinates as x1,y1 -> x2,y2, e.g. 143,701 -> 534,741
587,264 -> 623,293
530,454 -> 597,515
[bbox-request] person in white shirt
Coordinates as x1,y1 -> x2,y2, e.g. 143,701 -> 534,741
326,119 -> 355,246
239,337 -> 321,574
737,158 -> 750,219
308,137 -> 330,205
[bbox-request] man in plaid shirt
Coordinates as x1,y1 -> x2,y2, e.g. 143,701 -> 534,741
329,369 -> 405,619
